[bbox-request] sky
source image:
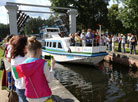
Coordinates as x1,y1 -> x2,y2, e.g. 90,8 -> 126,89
0,0 -> 117,24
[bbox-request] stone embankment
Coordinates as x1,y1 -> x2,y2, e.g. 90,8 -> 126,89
104,52 -> 138,67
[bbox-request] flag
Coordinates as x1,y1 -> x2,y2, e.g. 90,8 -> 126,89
12,65 -> 24,79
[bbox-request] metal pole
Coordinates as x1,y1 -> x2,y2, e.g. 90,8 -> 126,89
20,10 -> 65,15
6,2 -> 75,10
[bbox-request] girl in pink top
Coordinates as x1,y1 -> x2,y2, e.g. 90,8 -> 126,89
12,36 -> 55,102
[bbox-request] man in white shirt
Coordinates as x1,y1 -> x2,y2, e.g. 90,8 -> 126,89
80,29 -> 86,46
121,34 -> 126,53
112,34 -> 116,52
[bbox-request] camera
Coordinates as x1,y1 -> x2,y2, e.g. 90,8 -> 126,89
44,55 -> 52,60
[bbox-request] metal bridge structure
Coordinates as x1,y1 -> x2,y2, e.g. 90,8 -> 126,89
5,2 -> 78,35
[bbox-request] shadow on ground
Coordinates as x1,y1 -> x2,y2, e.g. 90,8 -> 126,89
52,95 -> 74,102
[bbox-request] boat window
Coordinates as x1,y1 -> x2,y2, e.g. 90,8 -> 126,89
53,42 -> 56,48
47,42 -> 49,47
44,41 -> 46,46
47,29 -> 59,32
58,42 -> 62,49
49,42 -> 52,47
42,41 -> 46,46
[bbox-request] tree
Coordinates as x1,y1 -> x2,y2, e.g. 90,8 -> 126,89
107,4 -> 126,34
0,23 -> 10,39
44,14 -> 58,26
115,0 -> 138,36
49,0 -> 110,31
24,15 -> 57,35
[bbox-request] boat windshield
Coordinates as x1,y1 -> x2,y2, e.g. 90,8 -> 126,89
47,29 -> 59,32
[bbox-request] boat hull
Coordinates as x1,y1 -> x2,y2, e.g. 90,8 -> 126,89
42,50 -> 107,65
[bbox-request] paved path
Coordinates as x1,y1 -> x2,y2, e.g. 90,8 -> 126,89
0,78 -> 79,102
0,80 -> 8,102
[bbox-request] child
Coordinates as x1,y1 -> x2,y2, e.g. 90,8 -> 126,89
12,36 -> 55,102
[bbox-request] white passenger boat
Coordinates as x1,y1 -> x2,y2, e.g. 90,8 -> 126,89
41,27 -> 108,65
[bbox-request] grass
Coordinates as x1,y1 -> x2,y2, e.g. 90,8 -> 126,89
114,45 -> 138,54
0,48 -> 4,58
0,70 -> 2,80
114,47 -> 138,54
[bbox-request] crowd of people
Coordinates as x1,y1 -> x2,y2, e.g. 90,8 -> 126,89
0,34 -> 55,102
69,29 -> 137,55
69,29 -> 102,47
107,33 -> 137,54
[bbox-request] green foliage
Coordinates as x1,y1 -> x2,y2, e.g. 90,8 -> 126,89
0,70 -> 3,80
24,16 -> 44,35
0,24 -> 10,39
24,15 -> 57,35
107,4 -> 127,33
116,0 -> 138,35
50,0 -> 109,30
0,48 -> 4,58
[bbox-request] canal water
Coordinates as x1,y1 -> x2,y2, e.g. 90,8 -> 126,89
54,62 -> 138,102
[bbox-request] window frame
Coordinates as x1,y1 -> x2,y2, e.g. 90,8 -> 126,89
57,42 -> 62,49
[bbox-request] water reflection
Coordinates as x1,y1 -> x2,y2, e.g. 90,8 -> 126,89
55,62 -> 138,102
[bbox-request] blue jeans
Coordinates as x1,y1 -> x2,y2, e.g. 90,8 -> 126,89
108,43 -> 112,51
118,42 -> 121,52
7,72 -> 16,91
130,44 -> 136,54
16,88 -> 28,102
122,43 -> 125,53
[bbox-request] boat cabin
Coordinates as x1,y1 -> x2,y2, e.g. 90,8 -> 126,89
42,37 -> 106,54
40,27 -> 60,39
42,37 -> 70,52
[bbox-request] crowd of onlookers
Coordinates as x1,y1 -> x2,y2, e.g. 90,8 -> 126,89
105,33 -> 137,55
107,33 -> 137,54
69,29 -> 102,47
69,29 -> 137,55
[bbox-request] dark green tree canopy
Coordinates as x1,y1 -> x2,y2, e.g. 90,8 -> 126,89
50,0 -> 109,31
107,4 -> 126,34
24,15 -> 57,35
0,23 -> 10,39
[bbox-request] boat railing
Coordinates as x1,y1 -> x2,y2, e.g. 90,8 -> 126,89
70,46 -> 106,54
